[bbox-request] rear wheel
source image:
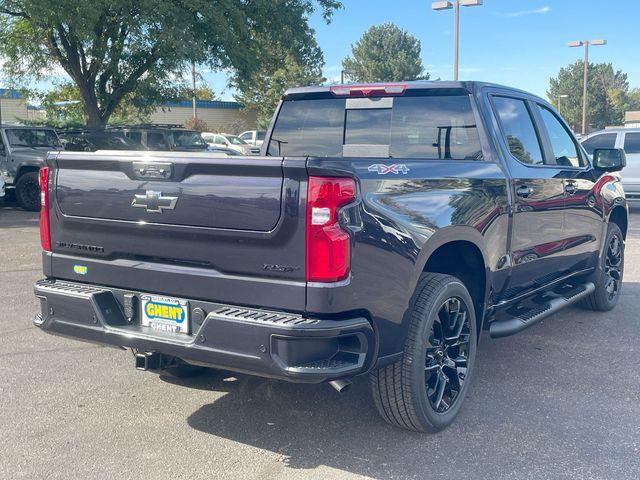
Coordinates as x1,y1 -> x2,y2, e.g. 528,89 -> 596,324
16,171 -> 41,211
580,223 -> 624,311
370,273 -> 478,432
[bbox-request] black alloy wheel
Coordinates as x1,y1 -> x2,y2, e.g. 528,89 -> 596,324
604,232 -> 622,301
425,296 -> 471,413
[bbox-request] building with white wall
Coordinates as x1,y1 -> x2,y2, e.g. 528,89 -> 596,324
0,88 -> 29,123
151,100 -> 257,133
625,111 -> 640,129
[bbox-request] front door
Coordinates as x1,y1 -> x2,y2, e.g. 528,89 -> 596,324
490,94 -> 568,296
533,102 -> 602,274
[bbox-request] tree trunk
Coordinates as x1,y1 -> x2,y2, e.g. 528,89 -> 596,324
84,109 -> 105,128
76,79 -> 107,128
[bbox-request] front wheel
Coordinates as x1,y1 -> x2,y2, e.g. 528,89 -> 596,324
580,223 -> 624,311
16,171 -> 41,211
370,273 -> 478,432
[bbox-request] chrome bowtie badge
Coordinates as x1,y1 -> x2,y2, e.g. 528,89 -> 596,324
131,190 -> 178,213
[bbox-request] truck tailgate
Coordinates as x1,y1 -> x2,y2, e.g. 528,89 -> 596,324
46,152 -> 307,310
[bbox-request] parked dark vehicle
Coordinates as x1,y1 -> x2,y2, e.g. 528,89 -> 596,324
0,125 -> 62,210
58,130 -> 147,152
110,124 -> 208,151
33,82 -> 627,432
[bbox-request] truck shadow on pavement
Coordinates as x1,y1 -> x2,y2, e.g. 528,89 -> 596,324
0,200 -> 38,228
176,284 -> 640,479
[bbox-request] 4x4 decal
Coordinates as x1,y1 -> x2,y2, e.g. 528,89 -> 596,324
368,164 -> 410,175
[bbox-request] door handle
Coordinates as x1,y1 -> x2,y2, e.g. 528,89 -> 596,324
516,185 -> 533,198
565,182 -> 577,195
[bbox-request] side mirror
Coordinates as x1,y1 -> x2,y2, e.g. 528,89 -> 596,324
593,148 -> 626,172
0,143 -> 5,156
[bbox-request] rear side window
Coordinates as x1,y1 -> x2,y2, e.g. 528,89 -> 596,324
126,131 -> 142,143
492,96 -> 544,165
146,132 -> 166,149
624,133 -> 640,153
581,133 -> 617,155
267,94 -> 483,160
391,96 -> 482,159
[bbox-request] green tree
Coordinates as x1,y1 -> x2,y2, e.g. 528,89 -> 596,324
548,61 -> 631,132
36,81 -> 150,128
0,0 -> 340,127
234,51 -> 325,129
231,5 -> 329,129
342,23 -> 428,83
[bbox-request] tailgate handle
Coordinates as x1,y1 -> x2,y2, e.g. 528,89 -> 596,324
132,162 -> 173,180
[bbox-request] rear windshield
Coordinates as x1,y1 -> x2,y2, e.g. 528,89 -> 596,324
267,93 -> 483,160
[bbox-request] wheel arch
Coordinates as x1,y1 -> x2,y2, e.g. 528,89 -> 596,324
413,227 -> 489,336
608,205 -> 628,239
16,163 -> 41,181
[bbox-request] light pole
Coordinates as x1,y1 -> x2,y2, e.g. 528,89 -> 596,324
568,39 -> 606,135
557,94 -> 568,115
191,60 -> 198,121
432,0 -> 483,81
340,69 -> 356,84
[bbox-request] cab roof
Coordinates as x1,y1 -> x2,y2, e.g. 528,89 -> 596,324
284,80 -> 547,104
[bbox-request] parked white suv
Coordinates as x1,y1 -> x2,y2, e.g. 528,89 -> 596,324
239,130 -> 266,148
581,128 -> 640,202
201,132 -> 258,155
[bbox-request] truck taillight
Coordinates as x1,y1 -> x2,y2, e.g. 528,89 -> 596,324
39,167 -> 51,252
306,176 -> 356,283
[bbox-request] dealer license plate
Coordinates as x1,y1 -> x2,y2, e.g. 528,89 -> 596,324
141,294 -> 190,334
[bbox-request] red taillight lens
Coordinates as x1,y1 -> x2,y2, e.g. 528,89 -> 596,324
39,166 -> 51,251
306,176 -> 356,283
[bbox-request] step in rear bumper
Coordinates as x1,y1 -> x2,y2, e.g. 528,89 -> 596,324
33,279 -> 376,383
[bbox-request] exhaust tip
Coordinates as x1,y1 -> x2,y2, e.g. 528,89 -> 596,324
329,379 -> 352,393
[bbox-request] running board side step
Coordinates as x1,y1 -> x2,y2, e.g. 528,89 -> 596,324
489,282 -> 595,339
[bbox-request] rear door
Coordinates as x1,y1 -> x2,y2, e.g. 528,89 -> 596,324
490,93 -> 568,292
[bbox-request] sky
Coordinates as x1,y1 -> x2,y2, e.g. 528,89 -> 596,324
4,0 -> 638,103
205,0 -> 640,101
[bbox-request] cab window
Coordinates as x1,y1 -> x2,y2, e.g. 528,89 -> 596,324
492,96 -> 544,165
624,132 -> 640,154
146,132 -> 167,149
126,131 -> 142,143
536,105 -> 583,167
267,94 -> 483,159
581,133 -> 617,155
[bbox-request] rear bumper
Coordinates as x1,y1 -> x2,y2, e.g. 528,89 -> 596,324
33,279 -> 375,383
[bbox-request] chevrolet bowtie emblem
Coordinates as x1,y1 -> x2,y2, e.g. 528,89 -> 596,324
131,190 -> 178,213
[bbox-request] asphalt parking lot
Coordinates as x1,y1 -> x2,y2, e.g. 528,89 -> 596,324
1,198 -> 639,480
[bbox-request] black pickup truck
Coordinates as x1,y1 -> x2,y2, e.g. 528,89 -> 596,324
33,81 -> 627,432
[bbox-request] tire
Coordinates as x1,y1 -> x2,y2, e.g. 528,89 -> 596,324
16,171 -> 41,211
370,273 -> 478,432
580,222 -> 624,312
